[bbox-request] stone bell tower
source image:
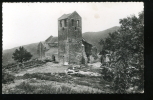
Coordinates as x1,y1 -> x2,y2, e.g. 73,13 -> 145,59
58,11 -> 82,64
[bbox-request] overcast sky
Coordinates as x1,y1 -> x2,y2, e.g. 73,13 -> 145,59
2,2 -> 143,50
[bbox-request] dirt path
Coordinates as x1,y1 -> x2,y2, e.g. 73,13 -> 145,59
15,62 -> 102,77
15,62 -> 69,76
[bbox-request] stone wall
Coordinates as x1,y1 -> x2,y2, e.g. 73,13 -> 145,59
82,40 -> 92,62
58,18 -> 68,63
37,42 -> 45,59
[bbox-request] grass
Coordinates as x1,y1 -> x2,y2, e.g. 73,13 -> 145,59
22,73 -> 71,83
6,82 -> 100,94
73,80 -> 92,87
3,71 -> 113,94
21,72 -> 109,91
3,60 -> 47,73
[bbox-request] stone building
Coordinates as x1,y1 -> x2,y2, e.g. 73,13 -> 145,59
58,11 -> 84,64
37,11 -> 96,65
37,36 -> 58,61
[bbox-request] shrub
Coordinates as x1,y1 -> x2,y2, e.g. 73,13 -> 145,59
2,71 -> 15,84
101,66 -> 115,82
22,73 -> 68,83
44,58 -> 52,62
16,82 -> 36,91
71,73 -> 86,77
53,61 -> 59,64
58,73 -> 66,76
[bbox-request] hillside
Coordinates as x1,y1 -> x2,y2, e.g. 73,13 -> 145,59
3,26 -> 119,66
3,42 -> 44,66
82,26 -> 120,51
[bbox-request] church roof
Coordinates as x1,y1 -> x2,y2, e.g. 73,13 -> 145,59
45,36 -> 58,44
45,47 -> 58,55
58,13 -> 72,20
58,11 -> 79,20
82,37 -> 92,46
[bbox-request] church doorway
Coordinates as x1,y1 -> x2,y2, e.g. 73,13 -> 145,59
81,56 -> 85,64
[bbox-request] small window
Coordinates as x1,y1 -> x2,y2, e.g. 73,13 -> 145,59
77,20 -> 79,27
60,20 -> 62,27
72,19 -> 74,26
75,27 -> 77,30
64,19 -> 67,27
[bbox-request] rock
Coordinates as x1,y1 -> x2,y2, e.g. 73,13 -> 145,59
32,78 -> 36,80
64,62 -> 68,65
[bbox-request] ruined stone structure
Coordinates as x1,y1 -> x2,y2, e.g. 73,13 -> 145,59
37,36 -> 58,61
58,11 -> 83,64
37,11 -> 97,65
37,42 -> 45,59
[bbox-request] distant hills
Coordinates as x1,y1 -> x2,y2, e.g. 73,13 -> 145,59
3,26 -> 120,66
82,26 -> 120,51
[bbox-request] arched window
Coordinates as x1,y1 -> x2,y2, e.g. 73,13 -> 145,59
64,19 -> 67,27
60,20 -> 62,27
77,20 -> 79,27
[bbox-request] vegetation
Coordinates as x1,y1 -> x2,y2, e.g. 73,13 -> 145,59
2,71 -> 15,84
12,46 -> 32,64
23,73 -> 71,83
99,11 -> 144,93
3,60 -> 46,73
5,81 -> 101,94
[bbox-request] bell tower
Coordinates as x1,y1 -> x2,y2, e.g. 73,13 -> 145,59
58,11 -> 82,64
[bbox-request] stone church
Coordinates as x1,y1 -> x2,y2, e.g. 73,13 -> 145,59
37,11 -> 97,65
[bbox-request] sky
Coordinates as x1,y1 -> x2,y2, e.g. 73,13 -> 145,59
2,2 -> 143,50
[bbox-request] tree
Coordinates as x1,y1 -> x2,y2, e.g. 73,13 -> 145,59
100,11 -> 144,93
12,46 -> 32,64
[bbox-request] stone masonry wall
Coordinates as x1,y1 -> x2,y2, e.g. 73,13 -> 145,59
58,12 -> 83,64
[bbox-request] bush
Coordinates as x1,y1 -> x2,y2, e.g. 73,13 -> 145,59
23,73 -> 69,83
16,82 -> 36,92
53,61 -> 59,64
71,73 -> 86,77
58,73 -> 66,76
101,67 -> 115,82
2,72 -> 15,84
43,58 -> 52,62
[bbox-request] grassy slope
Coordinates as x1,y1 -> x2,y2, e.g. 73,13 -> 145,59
3,26 -> 119,65
3,42 -> 44,65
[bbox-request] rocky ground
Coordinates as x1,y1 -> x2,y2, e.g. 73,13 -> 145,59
2,62 -> 112,94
